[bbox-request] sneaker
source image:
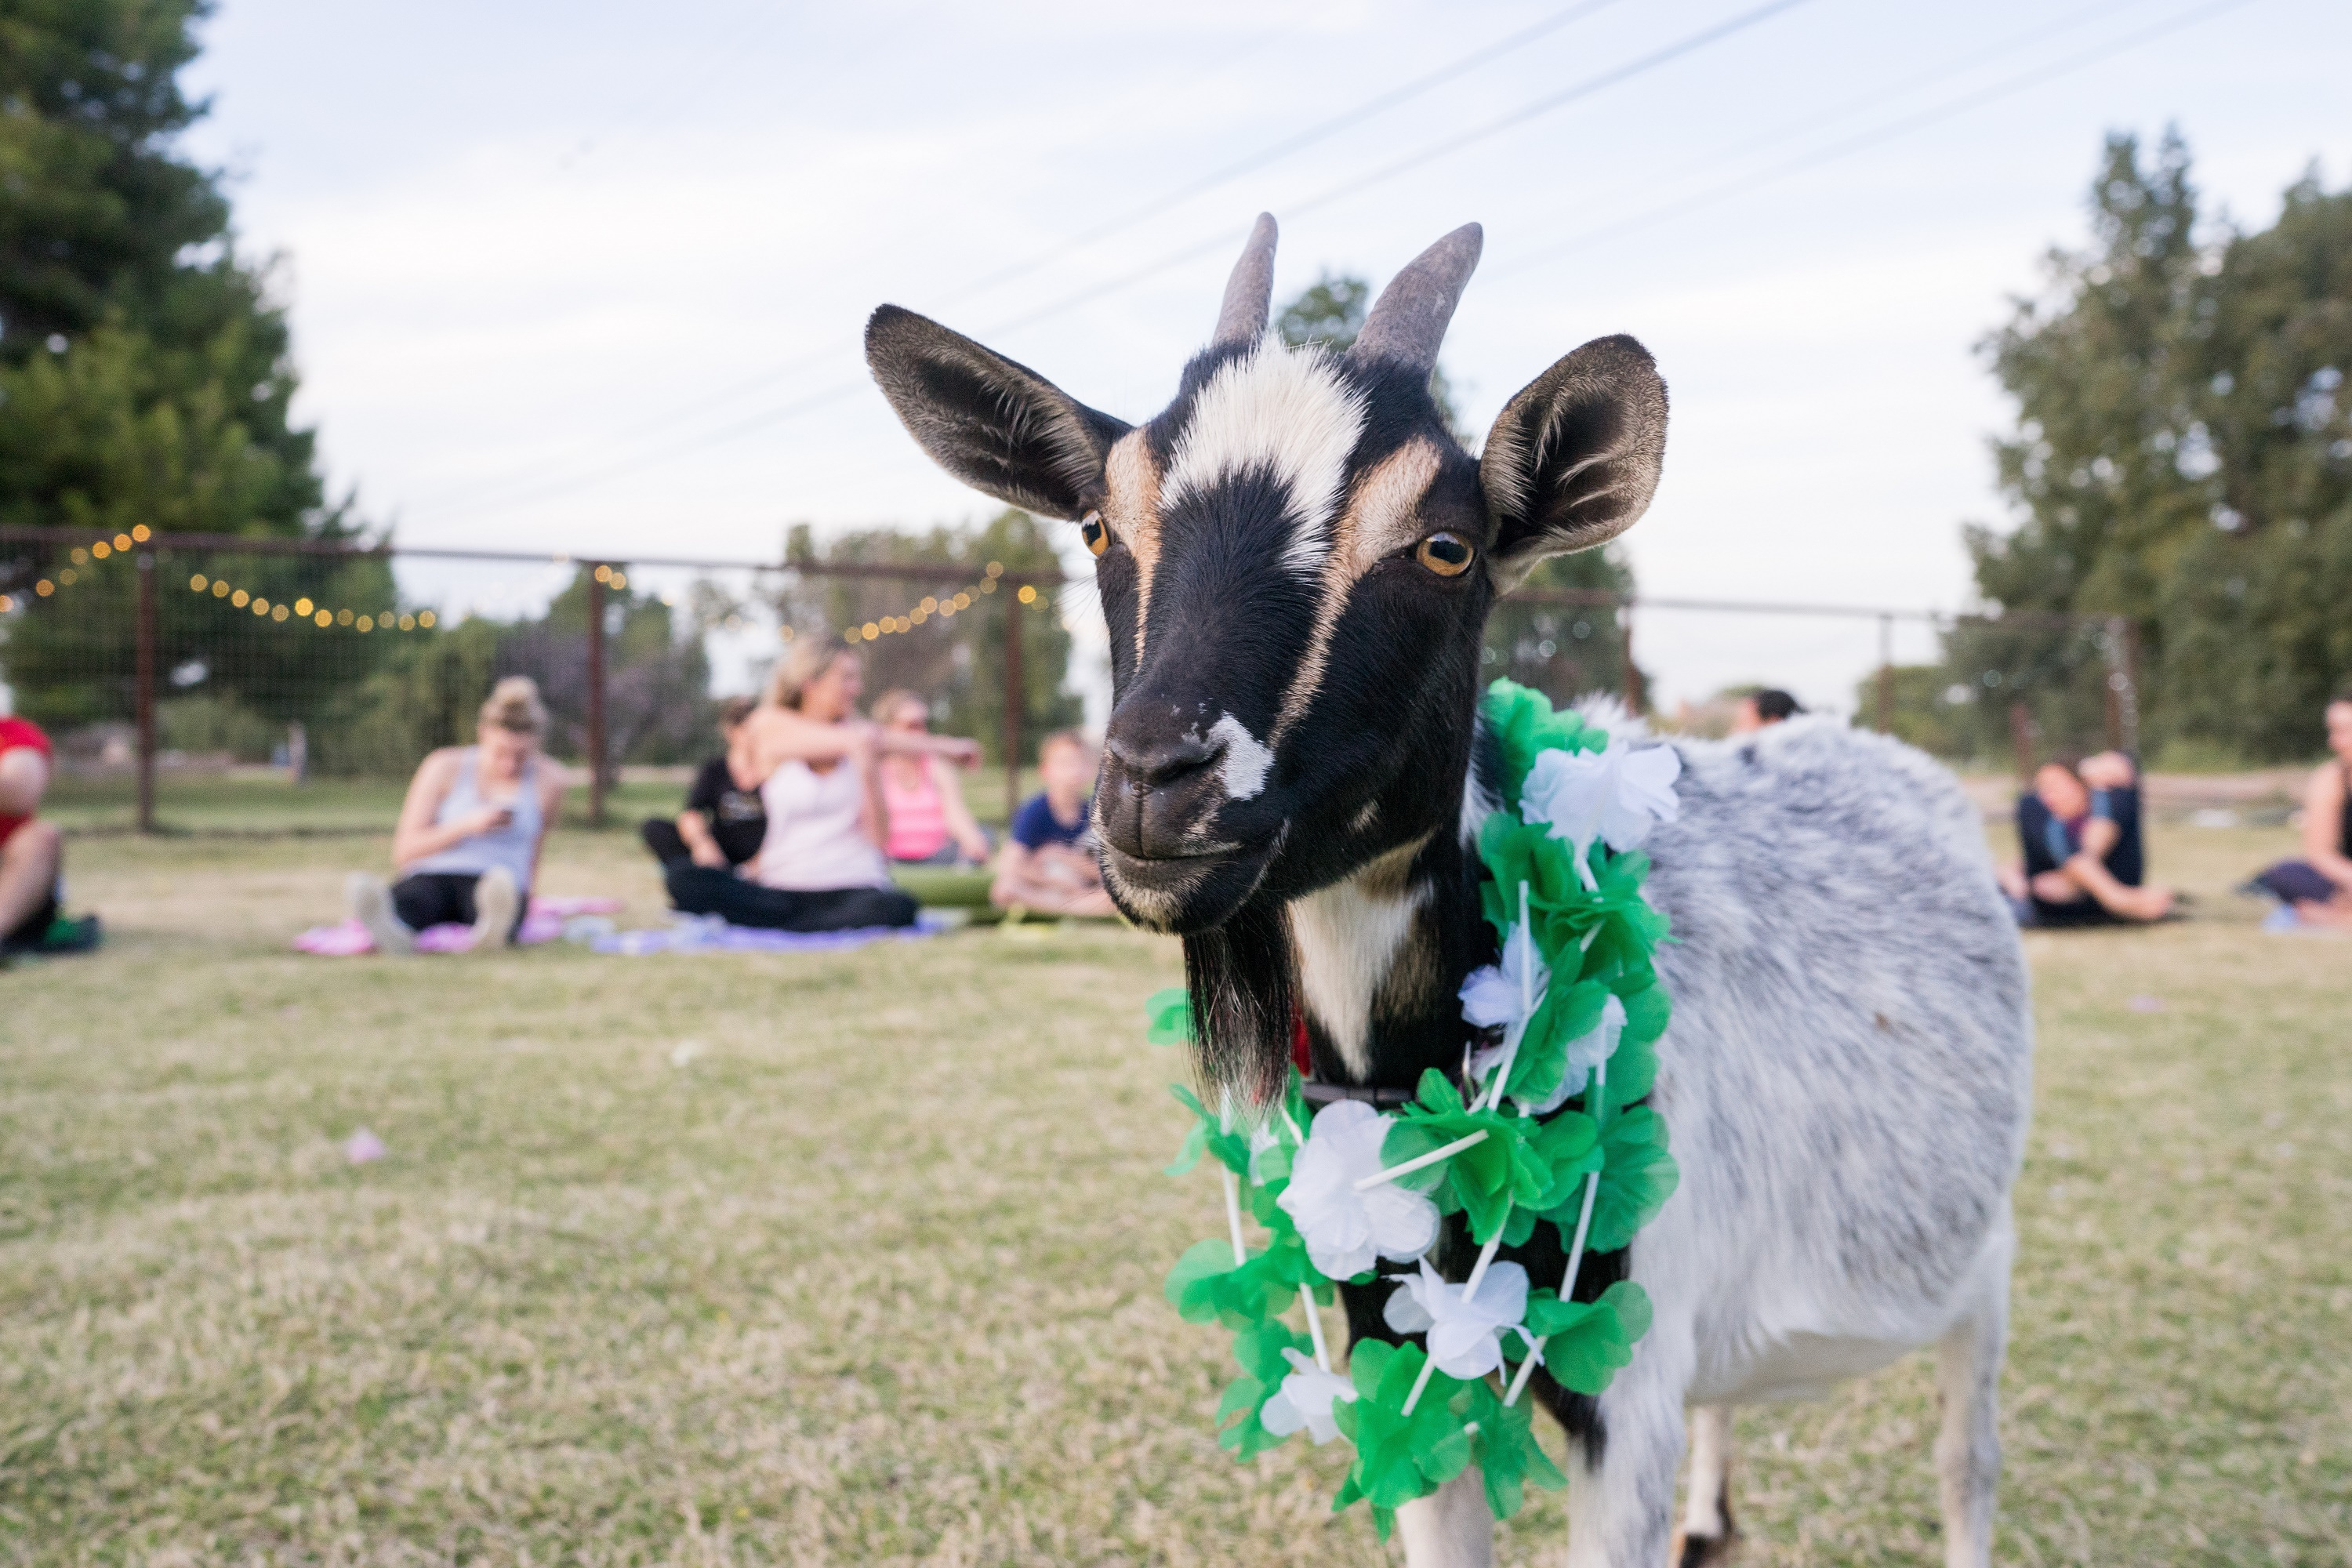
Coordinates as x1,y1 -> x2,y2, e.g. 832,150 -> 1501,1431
347,873 -> 413,955
470,868 -> 520,950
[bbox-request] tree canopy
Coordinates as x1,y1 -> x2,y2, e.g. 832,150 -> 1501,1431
0,0 -> 382,730
1958,129 -> 2352,762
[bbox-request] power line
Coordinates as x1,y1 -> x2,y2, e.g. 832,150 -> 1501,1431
946,0 -> 1633,306
412,4 -> 1630,519
1491,0 -> 2256,278
414,0 -> 1815,530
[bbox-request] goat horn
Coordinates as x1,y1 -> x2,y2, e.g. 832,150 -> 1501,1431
1348,223 -> 1483,376
1210,212 -> 1279,348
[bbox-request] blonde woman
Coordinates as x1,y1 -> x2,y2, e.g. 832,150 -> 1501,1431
661,645 -> 976,931
349,677 -> 567,953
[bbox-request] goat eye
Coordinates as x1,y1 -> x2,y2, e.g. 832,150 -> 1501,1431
1414,532 -> 1474,576
1080,510 -> 1110,557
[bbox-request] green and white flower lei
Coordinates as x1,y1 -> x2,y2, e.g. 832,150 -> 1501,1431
1153,681 -> 1682,1537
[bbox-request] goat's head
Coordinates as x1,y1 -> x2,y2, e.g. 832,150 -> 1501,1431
868,217 -> 1668,943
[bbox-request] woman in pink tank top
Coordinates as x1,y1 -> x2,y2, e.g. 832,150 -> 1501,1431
873,690 -> 991,865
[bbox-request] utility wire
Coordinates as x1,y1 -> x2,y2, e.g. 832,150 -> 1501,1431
947,0 -> 1632,305
416,3 -> 1628,517
415,0 -> 1813,528
1490,0 -> 2255,277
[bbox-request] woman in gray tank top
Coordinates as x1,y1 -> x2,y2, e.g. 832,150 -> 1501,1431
345,677 -> 568,953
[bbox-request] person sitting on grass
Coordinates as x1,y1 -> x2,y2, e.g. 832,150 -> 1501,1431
2245,688 -> 2352,927
641,695 -> 769,873
660,645 -> 977,933
0,710 -> 68,953
990,728 -> 1115,919
872,689 -> 991,867
348,677 -> 567,954
1998,753 -> 2173,926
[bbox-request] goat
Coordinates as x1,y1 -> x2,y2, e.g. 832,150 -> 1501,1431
866,216 -> 2031,1568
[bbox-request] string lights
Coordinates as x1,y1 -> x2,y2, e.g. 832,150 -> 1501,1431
839,560 -> 1045,644
185,570 -> 433,633
11,526 -> 432,633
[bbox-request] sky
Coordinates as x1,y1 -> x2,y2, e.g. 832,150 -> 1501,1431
175,0 -> 2350,716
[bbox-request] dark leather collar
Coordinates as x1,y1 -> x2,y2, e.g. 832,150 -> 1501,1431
1301,1080 -> 1421,1109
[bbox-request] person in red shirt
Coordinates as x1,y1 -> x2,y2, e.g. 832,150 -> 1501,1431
0,713 -> 64,949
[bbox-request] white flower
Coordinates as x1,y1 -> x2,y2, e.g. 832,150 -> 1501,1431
1459,923 -> 1547,1036
1563,993 -> 1628,1086
1277,1100 -> 1442,1280
1258,1348 -> 1356,1443
1381,1258 -> 1535,1380
1522,738 -> 1682,861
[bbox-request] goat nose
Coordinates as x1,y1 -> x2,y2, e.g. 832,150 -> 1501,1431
1105,728 -> 1223,790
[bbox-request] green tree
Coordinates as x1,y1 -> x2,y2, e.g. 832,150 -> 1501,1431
1957,129 -> 2352,762
1485,549 -> 1639,710
0,0 -> 382,731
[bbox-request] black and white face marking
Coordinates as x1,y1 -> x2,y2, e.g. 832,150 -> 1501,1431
866,216 -> 1668,960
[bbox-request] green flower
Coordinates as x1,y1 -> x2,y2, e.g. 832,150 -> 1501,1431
1164,1240 -> 1298,1330
1164,1083 -> 1252,1177
1382,1071 -> 1597,1243
1482,679 -> 1600,804
1146,986 -> 1193,1046
1217,1320 -> 1313,1460
1532,1102 -> 1678,1252
1521,1280 -> 1653,1394
1465,1377 -> 1566,1519
1331,1340 -> 1475,1539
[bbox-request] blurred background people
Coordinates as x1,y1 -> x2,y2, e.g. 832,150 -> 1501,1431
2000,753 -> 2172,925
2245,690 -> 2352,927
0,711 -> 65,952
659,647 -> 973,932
991,729 -> 1114,918
872,689 -> 990,867
1731,688 -> 1802,733
351,677 -> 566,953
643,695 -> 768,873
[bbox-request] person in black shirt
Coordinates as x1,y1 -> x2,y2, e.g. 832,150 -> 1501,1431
643,697 -> 768,871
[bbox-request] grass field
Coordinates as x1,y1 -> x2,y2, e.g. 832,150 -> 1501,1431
0,818 -> 2345,1564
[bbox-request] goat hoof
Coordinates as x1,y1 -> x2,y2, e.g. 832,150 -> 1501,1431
1671,1526 -> 1737,1567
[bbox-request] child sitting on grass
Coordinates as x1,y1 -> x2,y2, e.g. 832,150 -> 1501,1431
990,730 -> 1115,920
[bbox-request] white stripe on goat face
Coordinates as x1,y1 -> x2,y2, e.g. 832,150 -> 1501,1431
1162,339 -> 1367,582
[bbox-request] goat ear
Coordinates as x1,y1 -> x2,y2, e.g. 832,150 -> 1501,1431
1480,334 -> 1667,588
866,305 -> 1130,521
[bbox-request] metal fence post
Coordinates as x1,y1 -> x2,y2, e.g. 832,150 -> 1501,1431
586,565 -> 608,827
1619,604 -> 1640,714
1877,612 -> 1895,733
135,549 -> 157,833
2009,700 -> 2036,784
1003,579 -> 1024,818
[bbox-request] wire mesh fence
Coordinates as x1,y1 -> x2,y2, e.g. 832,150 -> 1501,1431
0,524 -> 2138,836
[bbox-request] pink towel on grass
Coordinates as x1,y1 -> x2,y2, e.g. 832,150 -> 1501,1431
292,895 -> 622,956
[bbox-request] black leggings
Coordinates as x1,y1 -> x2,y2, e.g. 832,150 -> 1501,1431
641,818 -> 690,867
662,864 -> 916,933
391,872 -> 525,938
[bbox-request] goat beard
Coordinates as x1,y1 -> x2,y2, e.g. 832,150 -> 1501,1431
1181,896 -> 1294,1109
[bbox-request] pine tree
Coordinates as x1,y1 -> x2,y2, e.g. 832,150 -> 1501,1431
0,0 -> 387,731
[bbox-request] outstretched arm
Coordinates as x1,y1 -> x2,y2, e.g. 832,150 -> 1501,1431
933,762 -> 992,861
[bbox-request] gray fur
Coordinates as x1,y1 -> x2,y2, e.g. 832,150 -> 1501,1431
1456,714 -> 2030,1566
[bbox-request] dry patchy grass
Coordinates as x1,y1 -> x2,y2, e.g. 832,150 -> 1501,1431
0,822 -> 2343,1564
